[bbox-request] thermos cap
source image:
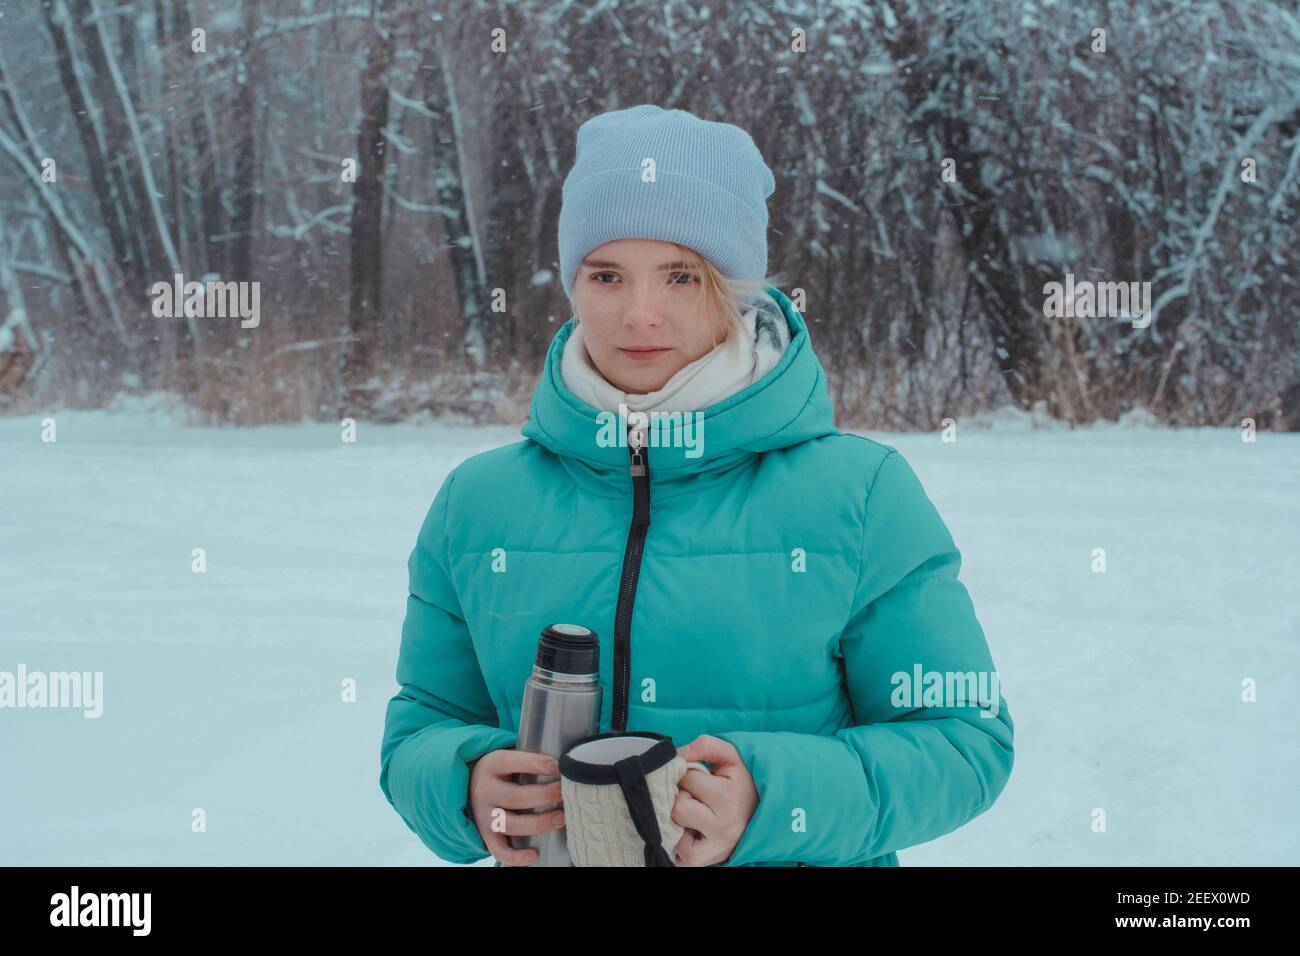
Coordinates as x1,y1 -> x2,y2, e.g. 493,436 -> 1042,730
537,623 -> 599,674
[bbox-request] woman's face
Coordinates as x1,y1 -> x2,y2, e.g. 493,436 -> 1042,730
571,239 -> 725,394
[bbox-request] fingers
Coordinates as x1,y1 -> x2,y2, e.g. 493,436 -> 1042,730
676,764 -> 727,803
671,788 -> 719,839
676,734 -> 741,776
490,806 -> 567,838
480,807 -> 567,866
485,748 -> 560,778
487,778 -> 564,810
483,828 -> 540,867
479,749 -> 564,810
674,828 -> 704,867
470,749 -> 569,865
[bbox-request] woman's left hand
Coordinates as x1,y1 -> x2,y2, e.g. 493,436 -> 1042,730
671,734 -> 759,866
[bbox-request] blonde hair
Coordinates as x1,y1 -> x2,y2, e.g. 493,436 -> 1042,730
570,241 -> 787,348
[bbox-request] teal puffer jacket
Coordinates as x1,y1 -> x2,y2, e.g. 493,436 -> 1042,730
379,286 -> 1014,866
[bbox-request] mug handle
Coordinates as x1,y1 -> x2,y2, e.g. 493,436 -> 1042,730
683,759 -> 712,776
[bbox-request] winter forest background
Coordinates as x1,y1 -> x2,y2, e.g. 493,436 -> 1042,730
0,0 -> 1298,429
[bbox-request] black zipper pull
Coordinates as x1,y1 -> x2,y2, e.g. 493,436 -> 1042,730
628,422 -> 650,527
629,421 -> 646,477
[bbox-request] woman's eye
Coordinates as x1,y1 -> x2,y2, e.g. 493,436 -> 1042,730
589,271 -> 695,285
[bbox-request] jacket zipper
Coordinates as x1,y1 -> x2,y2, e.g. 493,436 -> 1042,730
612,421 -> 651,733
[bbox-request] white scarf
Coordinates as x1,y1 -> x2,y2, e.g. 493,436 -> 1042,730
560,291 -> 791,414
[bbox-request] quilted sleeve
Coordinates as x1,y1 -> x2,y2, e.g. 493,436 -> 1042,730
379,469 -> 518,864
715,449 -> 1014,865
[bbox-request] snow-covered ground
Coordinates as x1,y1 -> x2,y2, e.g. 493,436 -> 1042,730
1,403 -> 1297,865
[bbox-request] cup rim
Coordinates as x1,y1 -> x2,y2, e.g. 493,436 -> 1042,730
558,731 -> 678,784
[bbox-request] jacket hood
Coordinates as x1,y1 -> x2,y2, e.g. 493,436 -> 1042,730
521,286 -> 838,494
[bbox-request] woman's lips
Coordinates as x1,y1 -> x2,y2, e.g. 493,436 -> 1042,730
619,347 -> 672,361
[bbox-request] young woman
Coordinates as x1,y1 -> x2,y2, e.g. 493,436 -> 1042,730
379,104 -> 1014,867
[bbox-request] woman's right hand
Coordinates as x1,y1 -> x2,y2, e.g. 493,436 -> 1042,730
468,748 -> 567,866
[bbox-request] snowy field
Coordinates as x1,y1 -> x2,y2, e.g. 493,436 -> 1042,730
1,403 -> 1297,866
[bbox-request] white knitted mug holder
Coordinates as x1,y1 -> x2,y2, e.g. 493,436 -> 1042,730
558,731 -> 712,867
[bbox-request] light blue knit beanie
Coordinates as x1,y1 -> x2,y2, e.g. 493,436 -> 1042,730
557,104 -> 776,300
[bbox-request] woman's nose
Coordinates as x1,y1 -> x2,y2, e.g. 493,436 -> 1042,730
623,309 -> 662,330
623,292 -> 665,329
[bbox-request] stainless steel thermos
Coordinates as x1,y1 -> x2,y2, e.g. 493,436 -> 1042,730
509,623 -> 602,866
